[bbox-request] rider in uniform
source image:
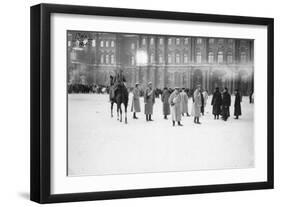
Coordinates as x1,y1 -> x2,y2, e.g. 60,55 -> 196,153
113,70 -> 126,97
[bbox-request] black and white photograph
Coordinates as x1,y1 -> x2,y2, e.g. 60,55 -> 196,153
67,30 -> 255,176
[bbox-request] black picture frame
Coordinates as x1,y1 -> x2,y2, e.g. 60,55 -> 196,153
30,3 -> 274,204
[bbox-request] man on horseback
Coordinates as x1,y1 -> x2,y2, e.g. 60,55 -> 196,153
111,69 -> 126,98
109,69 -> 129,124
109,70 -> 125,100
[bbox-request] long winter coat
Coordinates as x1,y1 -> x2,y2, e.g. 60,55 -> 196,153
211,91 -> 222,115
221,92 -> 231,118
202,91 -> 208,107
180,91 -> 189,114
191,89 -> 202,117
161,89 -> 171,115
144,88 -> 155,115
131,88 -> 141,112
234,93 -> 242,116
169,91 -> 182,121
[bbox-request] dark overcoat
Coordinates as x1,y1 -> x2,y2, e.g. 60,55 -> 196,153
211,91 -> 222,115
221,92 -> 231,118
234,93 -> 242,116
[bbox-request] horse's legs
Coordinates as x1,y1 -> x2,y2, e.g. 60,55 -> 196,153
117,104 -> 119,120
119,105 -> 122,122
110,102 -> 114,118
124,105 -> 127,124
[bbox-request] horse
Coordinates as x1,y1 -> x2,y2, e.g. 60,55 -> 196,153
109,79 -> 129,124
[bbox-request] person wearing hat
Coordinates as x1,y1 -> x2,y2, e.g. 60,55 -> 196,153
221,87 -> 231,121
180,88 -> 189,117
161,87 -> 171,119
192,85 -> 202,124
211,87 -> 222,119
131,83 -> 141,119
234,89 -> 242,119
169,87 -> 183,126
144,82 -> 155,121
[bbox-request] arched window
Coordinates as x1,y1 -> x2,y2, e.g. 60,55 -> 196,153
208,52 -> 214,63
183,53 -> 188,63
227,52 -> 233,63
110,54 -> 115,64
168,38 -> 172,45
176,38 -> 180,45
218,51 -> 224,63
175,53 -> 180,64
100,40 -> 104,47
209,38 -> 214,44
196,38 -> 202,44
184,38 -> 189,45
105,41 -> 109,47
159,38 -> 164,45
142,38 -> 146,45
241,52 -> 247,63
150,38 -> 154,45
91,39 -> 96,47
105,54 -> 109,64
168,53 -> 172,63
196,52 -> 202,63
100,54 -> 104,64
131,43 -> 135,50
111,40 -> 115,47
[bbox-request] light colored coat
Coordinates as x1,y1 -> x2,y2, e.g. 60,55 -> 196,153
161,89 -> 171,115
180,91 -> 188,114
192,89 -> 202,117
131,88 -> 141,112
169,91 -> 182,121
144,88 -> 155,115
202,91 -> 208,107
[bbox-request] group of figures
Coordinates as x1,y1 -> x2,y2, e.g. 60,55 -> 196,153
131,83 -> 243,127
109,71 -> 243,126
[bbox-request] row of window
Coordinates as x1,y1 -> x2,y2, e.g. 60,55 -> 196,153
100,54 -> 115,64
70,51 -> 246,65
99,52 -> 247,65
69,38 -> 238,49
140,37 -> 190,46
129,52 -> 247,65
139,37 -> 234,46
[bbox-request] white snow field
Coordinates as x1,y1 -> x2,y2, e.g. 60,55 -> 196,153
68,93 -> 254,176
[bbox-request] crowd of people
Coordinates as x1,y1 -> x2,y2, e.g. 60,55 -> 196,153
68,83 -> 109,94
131,82 -> 244,127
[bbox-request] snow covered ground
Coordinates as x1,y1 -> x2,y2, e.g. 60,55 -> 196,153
68,93 -> 254,176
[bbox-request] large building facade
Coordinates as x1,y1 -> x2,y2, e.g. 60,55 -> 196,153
67,31 -> 254,95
